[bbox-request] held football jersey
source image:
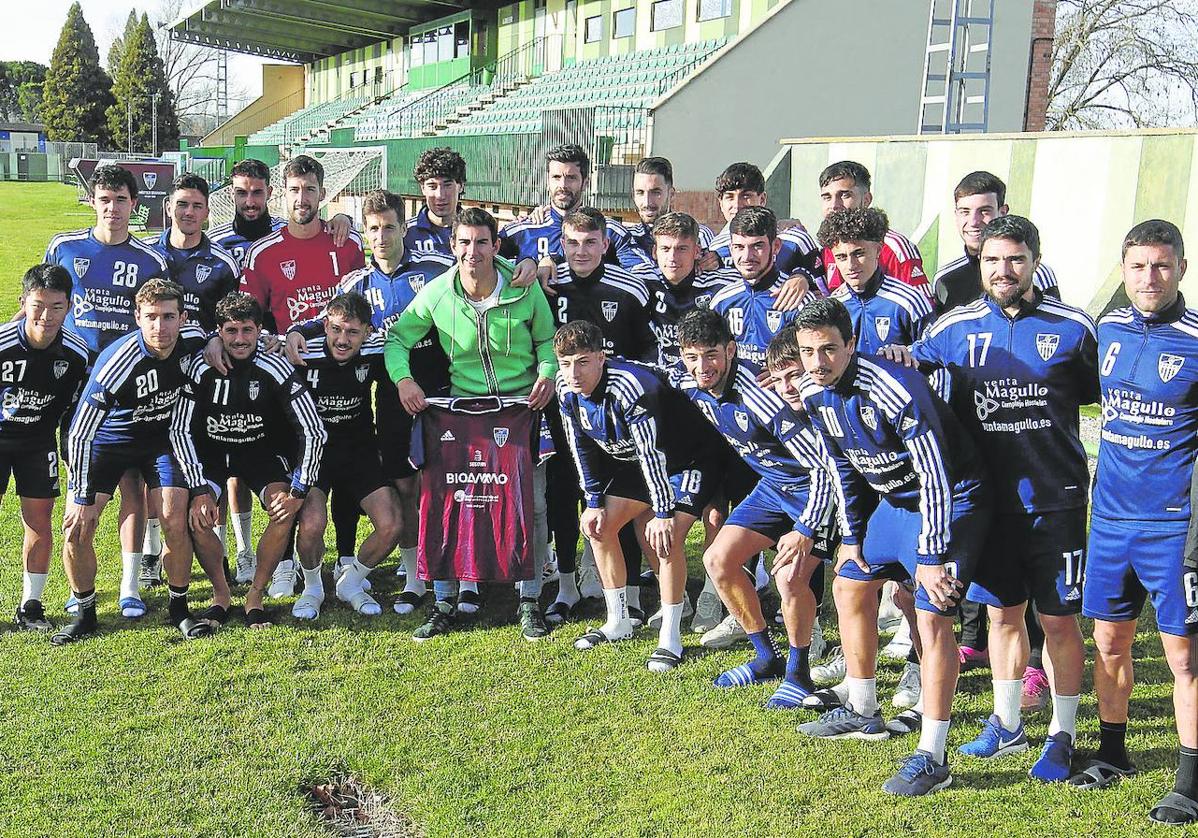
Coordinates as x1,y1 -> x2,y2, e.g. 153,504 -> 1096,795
241,225 -> 365,331
410,397 -> 538,582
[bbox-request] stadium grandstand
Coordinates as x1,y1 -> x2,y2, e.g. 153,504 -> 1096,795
171,0 -> 1056,224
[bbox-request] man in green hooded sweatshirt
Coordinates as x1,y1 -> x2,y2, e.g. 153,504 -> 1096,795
386,206 -> 558,642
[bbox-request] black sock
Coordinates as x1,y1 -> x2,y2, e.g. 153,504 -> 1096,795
1095,720 -> 1131,770
1175,746 -> 1198,800
73,589 -> 97,623
168,584 -> 190,623
907,646 -> 920,665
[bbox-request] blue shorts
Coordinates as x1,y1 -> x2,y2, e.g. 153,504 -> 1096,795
726,480 -> 830,555
1083,514 -> 1198,636
838,497 -> 992,616
967,509 -> 1087,615
85,443 -> 187,498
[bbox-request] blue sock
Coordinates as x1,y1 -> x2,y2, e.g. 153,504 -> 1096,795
785,645 -> 814,690
433,580 -> 457,603
748,630 -> 782,675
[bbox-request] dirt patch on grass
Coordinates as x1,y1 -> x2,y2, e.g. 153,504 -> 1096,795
308,775 -> 422,838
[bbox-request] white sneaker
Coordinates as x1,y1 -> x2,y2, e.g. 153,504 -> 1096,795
333,557 -> 371,592
892,661 -> 921,709
646,594 -> 693,629
267,560 -> 297,598
690,590 -> 723,634
809,616 -> 827,662
542,546 -> 560,584
578,546 -> 603,600
234,549 -> 256,584
700,613 -> 748,649
811,645 -> 846,685
880,617 -> 913,661
877,580 -> 904,633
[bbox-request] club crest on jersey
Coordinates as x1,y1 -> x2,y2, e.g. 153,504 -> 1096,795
735,410 -> 749,432
143,172 -> 157,190
860,405 -> 878,431
281,260 -> 297,281
766,311 -> 784,332
53,360 -> 69,379
602,301 -> 619,323
195,264 -> 212,285
248,381 -> 260,400
874,317 -> 891,342
355,365 -> 368,383
1036,333 -> 1060,361
409,276 -> 425,293
493,427 -> 510,447
1159,353 -> 1185,383
73,257 -> 90,278
695,294 -> 712,309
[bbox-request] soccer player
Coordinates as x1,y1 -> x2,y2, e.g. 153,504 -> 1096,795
674,309 -> 834,708
793,297 -> 991,797
607,157 -> 714,270
54,279 -> 209,644
499,143 -> 591,262
899,215 -> 1097,781
170,291 -> 327,628
405,147 -> 466,258
385,207 -> 557,641
816,161 -> 927,295
821,208 -> 935,355
1071,220 -> 1198,825
709,206 -> 817,374
933,171 -> 1060,312
555,320 -> 728,670
1,265 -> 89,631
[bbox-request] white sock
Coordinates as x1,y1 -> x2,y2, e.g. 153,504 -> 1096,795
301,564 -> 323,595
23,570 -> 48,604
846,676 -> 879,716
918,717 -> 951,763
556,571 -> 579,603
460,580 -> 479,594
341,558 -> 371,589
399,547 -> 425,593
701,572 -> 718,597
142,518 -> 161,556
626,584 -> 641,611
1048,693 -> 1080,739
993,679 -> 1023,731
214,524 -> 226,552
602,586 -> 630,636
658,600 -> 684,656
121,551 -> 142,600
233,512 -> 253,553
913,693 -> 924,714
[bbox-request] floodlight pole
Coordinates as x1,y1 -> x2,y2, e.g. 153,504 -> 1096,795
127,100 -> 133,153
152,93 -> 160,157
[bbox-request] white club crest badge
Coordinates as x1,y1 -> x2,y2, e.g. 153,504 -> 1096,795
735,410 -> 749,432
248,381 -> 260,400
355,365 -> 369,383
1159,353 -> 1184,383
143,172 -> 157,190
695,294 -> 712,309
766,310 -> 784,332
195,264 -> 212,285
1036,333 -> 1060,361
73,258 -> 90,278
409,276 -> 425,293
281,260 -> 297,281
493,427 -> 510,447
860,405 -> 878,431
602,301 -> 619,322
53,360 -> 69,379
875,317 -> 891,342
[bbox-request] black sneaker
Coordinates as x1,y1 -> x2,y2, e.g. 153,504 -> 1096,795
628,606 -> 646,628
15,599 -> 52,632
413,600 -> 455,642
519,600 -> 549,642
139,553 -> 163,588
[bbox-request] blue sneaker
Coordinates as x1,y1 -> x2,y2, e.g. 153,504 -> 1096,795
958,713 -> 1029,758
883,750 -> 953,796
797,704 -> 889,740
765,680 -> 811,710
713,657 -> 784,688
1029,731 -> 1074,782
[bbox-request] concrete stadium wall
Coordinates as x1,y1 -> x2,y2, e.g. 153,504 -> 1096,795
651,0 -> 1039,193
772,129 -> 1198,316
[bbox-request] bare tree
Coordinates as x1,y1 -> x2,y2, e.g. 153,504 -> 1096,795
1047,0 -> 1198,130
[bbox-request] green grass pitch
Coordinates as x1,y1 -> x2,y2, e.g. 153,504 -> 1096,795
0,182 -> 1188,837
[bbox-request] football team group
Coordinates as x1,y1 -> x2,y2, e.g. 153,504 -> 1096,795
1,143 -> 1195,813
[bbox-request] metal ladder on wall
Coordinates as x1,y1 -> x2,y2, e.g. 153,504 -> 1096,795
918,0 -> 995,134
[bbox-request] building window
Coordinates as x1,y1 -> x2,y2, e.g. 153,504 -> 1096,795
410,34 -> 424,68
349,71 -> 359,87
613,7 -> 635,38
455,21 -> 470,59
584,14 -> 603,43
651,0 -> 683,31
698,0 -> 732,20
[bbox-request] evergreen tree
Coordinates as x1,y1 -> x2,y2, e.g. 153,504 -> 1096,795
40,2 -> 114,144
106,13 -> 180,153
0,62 -> 48,122
107,10 -> 140,78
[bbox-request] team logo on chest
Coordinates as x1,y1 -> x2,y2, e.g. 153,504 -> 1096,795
195,264 -> 212,285
735,410 -> 749,432
1036,333 -> 1060,361
860,405 -> 878,431
1159,353 -> 1185,383
73,258 -> 90,278
53,360 -> 69,379
493,427 -> 510,447
355,365 -> 369,383
143,172 -> 157,190
281,260 -> 297,281
874,317 -> 891,342
601,301 -> 619,322
766,310 -> 784,332
409,275 -> 425,293
695,294 -> 712,309
248,381 -> 261,400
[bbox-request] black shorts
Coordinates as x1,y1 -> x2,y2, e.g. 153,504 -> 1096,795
601,455 -> 722,519
0,444 -> 61,499
314,442 -> 388,504
376,387 -> 415,480
966,508 -> 1087,615
85,443 -> 188,499
197,445 -> 293,504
